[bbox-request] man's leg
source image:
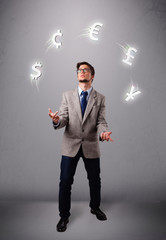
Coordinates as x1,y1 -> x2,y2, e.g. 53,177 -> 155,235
82,156 -> 107,221
82,156 -> 101,210
59,153 -> 80,219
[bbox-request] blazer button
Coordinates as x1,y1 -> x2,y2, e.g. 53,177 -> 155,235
82,139 -> 84,141
82,129 -> 84,132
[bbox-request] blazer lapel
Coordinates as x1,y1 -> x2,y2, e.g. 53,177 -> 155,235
82,88 -> 96,125
73,88 -> 82,123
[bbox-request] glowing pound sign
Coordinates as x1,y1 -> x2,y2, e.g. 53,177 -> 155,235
125,85 -> 141,101
89,22 -> 103,41
30,62 -> 42,80
122,47 -> 137,66
52,30 -> 63,48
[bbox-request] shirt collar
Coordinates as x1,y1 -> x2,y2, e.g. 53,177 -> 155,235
78,86 -> 93,96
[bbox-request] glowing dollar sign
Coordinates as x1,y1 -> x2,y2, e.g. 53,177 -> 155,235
122,47 -> 137,66
52,30 -> 63,48
30,62 -> 42,80
89,22 -> 103,41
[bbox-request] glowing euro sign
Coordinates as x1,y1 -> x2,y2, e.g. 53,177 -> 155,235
52,30 -> 63,48
126,85 -> 141,101
122,47 -> 137,66
30,62 -> 42,80
89,22 -> 103,40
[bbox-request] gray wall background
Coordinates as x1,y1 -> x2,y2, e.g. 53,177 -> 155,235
0,0 -> 166,202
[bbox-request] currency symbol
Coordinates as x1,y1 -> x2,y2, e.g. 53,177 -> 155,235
30,62 -> 42,80
122,47 -> 137,66
52,30 -> 63,48
89,22 -> 103,41
30,62 -> 42,90
125,85 -> 141,101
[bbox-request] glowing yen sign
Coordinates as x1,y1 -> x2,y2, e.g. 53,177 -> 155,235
125,85 -> 141,101
52,30 -> 63,48
89,22 -> 103,41
122,47 -> 137,66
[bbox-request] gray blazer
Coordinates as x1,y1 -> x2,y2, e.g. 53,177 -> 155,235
54,88 -> 108,158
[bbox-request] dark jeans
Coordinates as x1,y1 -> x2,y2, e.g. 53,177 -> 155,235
59,146 -> 101,218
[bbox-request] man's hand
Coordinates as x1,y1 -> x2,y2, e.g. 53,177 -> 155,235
48,108 -> 60,124
100,131 -> 114,142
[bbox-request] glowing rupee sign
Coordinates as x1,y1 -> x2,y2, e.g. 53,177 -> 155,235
126,85 -> 141,101
52,30 -> 63,48
122,47 -> 137,66
89,22 -> 103,40
30,62 -> 42,80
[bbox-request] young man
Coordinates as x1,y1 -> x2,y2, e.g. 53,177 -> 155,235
48,61 -> 113,232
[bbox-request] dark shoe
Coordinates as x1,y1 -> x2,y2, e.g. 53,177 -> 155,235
91,208 -> 107,221
56,218 -> 69,232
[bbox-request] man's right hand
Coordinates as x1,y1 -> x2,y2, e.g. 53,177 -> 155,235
48,108 -> 60,124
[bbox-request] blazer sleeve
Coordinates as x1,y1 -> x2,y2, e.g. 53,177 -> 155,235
96,96 -> 108,136
53,92 -> 69,130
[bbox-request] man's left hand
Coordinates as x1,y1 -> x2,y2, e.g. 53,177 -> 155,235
101,131 -> 114,142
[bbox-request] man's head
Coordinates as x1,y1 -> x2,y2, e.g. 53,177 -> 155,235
76,61 -> 95,84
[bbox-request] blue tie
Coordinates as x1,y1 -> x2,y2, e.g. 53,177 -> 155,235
81,91 -> 88,117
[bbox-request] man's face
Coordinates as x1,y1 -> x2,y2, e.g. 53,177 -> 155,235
77,64 -> 94,83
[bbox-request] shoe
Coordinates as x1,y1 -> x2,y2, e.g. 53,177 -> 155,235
91,208 -> 107,221
56,218 -> 69,232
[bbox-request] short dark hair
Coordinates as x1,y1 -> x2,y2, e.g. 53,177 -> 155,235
76,61 -> 95,76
